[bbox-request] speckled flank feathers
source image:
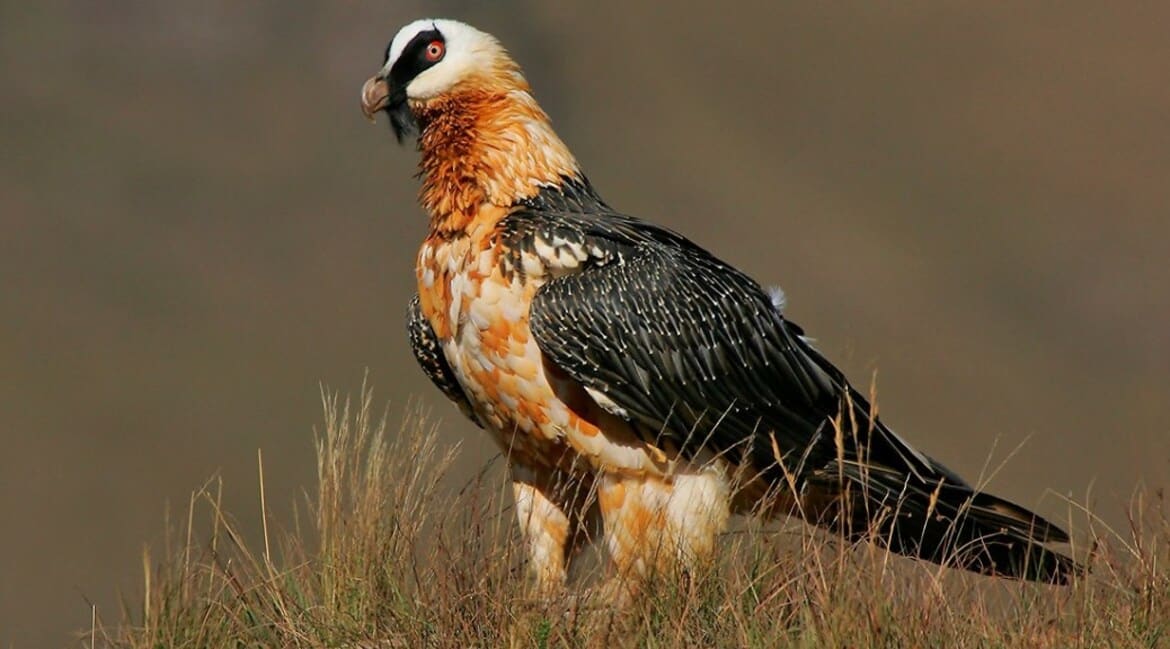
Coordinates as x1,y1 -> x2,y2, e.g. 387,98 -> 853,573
369,19 -> 1080,597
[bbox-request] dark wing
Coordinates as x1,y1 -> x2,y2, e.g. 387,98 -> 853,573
522,204 -> 1077,582
407,294 -> 481,427
522,210 -> 942,485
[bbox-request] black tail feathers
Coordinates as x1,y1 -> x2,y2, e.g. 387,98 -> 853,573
807,462 -> 1081,584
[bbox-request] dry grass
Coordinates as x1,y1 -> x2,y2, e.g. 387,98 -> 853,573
87,383 -> 1169,648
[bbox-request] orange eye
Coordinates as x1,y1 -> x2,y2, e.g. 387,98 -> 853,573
424,40 -> 445,62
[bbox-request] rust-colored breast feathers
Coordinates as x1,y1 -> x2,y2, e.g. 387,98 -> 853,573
416,217 -> 573,471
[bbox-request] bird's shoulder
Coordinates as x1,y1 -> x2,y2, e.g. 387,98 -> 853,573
496,176 -> 757,286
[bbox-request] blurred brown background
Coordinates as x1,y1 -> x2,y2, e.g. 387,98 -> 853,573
2,1 -> 1168,646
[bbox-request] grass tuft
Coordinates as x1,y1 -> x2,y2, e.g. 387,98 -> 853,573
88,383 -> 1169,648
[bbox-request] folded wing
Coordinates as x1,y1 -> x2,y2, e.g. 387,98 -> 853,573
525,207 -> 1077,582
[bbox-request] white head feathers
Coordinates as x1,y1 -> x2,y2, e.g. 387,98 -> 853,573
381,19 -> 510,101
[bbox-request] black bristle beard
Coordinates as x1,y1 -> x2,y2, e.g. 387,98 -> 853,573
389,101 -> 420,144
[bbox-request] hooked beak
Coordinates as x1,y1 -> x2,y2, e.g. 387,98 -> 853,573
360,75 -> 391,122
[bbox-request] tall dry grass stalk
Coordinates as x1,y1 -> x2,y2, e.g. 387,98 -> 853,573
88,381 -> 1168,648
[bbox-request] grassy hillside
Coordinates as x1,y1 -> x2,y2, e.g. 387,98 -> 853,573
89,386 -> 1168,648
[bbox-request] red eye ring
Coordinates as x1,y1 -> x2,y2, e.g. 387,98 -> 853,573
424,40 -> 445,62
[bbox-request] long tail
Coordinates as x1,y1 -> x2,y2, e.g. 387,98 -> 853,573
805,460 -> 1081,584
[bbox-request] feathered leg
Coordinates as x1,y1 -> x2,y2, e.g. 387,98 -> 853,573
597,465 -> 731,600
511,464 -> 595,595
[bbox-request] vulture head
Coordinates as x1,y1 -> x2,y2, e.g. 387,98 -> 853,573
361,19 -> 525,143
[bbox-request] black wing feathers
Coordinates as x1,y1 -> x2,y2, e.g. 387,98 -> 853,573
520,194 -> 1078,583
527,210 -> 882,479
